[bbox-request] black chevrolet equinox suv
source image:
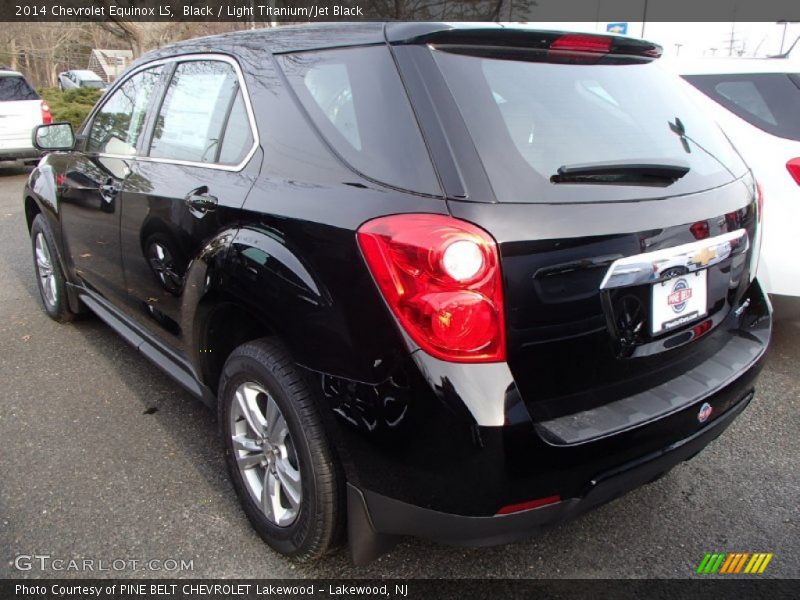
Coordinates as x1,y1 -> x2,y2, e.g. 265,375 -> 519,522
24,23 -> 771,563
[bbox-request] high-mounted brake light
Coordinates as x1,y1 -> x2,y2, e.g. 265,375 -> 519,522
786,158 -> 800,186
357,214 -> 506,363
41,101 -> 52,124
550,34 -> 612,54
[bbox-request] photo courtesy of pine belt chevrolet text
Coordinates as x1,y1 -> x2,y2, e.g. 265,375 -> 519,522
22,22 -> 772,565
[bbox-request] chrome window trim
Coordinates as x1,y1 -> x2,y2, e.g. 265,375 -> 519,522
84,53 -> 260,173
600,229 -> 749,290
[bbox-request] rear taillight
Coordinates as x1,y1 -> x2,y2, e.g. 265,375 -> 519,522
756,181 -> 764,223
41,101 -> 52,124
751,181 -> 764,282
357,214 -> 506,363
786,158 -> 800,185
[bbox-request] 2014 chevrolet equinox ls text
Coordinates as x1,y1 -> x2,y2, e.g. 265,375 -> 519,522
24,23 -> 771,564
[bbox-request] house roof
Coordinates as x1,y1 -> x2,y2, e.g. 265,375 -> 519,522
90,49 -> 133,78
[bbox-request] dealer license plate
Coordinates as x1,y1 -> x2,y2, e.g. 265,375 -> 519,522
651,270 -> 708,335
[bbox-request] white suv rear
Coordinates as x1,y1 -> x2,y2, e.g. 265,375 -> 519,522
674,58 -> 800,305
0,70 -> 50,163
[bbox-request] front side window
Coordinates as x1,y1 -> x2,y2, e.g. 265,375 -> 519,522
88,66 -> 163,155
278,47 -> 440,196
149,60 -> 253,165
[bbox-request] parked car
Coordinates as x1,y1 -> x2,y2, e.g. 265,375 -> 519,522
58,69 -> 106,91
24,24 -> 771,564
0,69 -> 50,163
675,57 -> 800,309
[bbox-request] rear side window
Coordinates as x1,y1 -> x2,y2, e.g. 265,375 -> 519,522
278,47 -> 440,196
149,60 -> 253,166
0,76 -> 39,101
218,90 -> 253,165
683,73 -> 800,142
88,66 -> 163,155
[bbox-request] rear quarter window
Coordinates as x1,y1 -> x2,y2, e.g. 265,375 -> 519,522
277,46 -> 441,196
0,76 -> 39,101
683,72 -> 800,142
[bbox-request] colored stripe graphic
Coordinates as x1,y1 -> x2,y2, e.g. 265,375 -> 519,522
698,552 -> 774,574
745,554 -> 762,573
711,553 -> 726,573
697,553 -> 712,574
699,553 -> 726,574
719,553 -> 736,574
734,553 -> 749,573
758,553 -> 773,573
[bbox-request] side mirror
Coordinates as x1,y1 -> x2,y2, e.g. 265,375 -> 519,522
33,122 -> 75,151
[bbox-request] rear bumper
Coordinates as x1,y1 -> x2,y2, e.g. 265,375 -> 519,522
353,382 -> 754,549
338,281 -> 770,562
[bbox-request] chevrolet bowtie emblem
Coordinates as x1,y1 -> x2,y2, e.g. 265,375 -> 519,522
692,246 -> 717,267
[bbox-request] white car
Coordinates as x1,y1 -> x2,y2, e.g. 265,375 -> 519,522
58,69 -> 106,91
0,70 -> 49,163
673,57 -> 800,309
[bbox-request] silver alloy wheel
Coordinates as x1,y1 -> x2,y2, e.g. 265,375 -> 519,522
229,381 -> 302,527
34,233 -> 57,308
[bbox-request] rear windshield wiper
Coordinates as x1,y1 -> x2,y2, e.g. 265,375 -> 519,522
551,160 -> 690,186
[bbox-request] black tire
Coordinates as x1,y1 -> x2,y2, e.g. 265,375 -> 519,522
30,214 -> 77,323
219,338 -> 344,561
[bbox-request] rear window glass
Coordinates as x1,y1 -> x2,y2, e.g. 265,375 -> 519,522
432,48 -> 747,203
278,47 -> 440,196
683,73 -> 800,142
0,76 -> 39,101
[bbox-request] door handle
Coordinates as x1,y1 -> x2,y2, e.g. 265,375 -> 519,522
184,187 -> 218,216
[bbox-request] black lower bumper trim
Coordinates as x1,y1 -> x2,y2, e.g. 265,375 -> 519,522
355,389 -> 752,549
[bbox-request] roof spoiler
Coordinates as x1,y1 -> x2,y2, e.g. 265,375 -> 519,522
387,25 -> 663,60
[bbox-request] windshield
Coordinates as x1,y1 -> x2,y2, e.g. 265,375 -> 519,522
432,47 -> 748,203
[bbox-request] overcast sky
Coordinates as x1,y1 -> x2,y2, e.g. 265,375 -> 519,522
529,21 -> 800,59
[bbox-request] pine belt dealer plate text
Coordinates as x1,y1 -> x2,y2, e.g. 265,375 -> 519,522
651,270 -> 708,335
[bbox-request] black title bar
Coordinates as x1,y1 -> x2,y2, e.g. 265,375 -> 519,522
2,579 -> 799,600
2,0 -> 800,22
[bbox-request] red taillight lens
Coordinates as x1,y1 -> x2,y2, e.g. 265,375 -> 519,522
357,214 -> 506,363
496,495 -> 561,515
550,34 -> 612,54
756,181 -> 764,223
690,221 -> 710,240
41,101 -> 52,124
692,319 -> 713,339
786,158 -> 800,186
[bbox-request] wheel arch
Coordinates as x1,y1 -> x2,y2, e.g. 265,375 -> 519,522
24,195 -> 41,232
193,291 -> 277,394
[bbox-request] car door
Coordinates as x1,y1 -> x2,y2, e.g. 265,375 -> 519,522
58,65 -> 164,304
119,57 -> 259,354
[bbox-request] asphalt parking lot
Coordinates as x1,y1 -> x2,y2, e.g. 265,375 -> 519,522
0,164 -> 797,579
